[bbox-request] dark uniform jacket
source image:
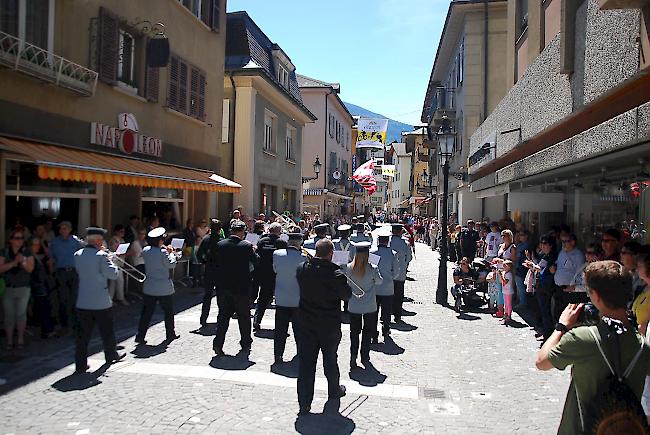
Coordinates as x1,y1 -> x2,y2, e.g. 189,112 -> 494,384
296,257 -> 351,331
214,235 -> 259,293
256,234 -> 288,277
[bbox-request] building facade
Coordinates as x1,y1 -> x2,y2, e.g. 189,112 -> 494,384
223,12 -> 315,218
421,0 -> 508,223
387,142 -> 411,213
297,74 -> 354,218
0,0 -> 236,244
467,0 -> 650,243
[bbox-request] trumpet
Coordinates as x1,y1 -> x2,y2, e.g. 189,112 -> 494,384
273,211 -> 296,232
108,253 -> 147,283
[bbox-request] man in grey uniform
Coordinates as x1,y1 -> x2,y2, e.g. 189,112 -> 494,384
303,223 -> 329,250
370,230 -> 399,341
136,227 -> 179,345
74,227 -> 124,374
350,223 -> 372,244
390,223 -> 412,323
272,231 -> 306,364
333,224 -> 356,262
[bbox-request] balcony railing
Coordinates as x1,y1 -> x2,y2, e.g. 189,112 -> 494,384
0,31 -> 98,96
417,151 -> 430,162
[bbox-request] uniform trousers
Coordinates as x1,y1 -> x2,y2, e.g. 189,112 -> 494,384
254,275 -> 275,325
136,294 -> 175,341
200,267 -> 219,325
297,326 -> 342,410
375,295 -> 393,337
55,268 -> 78,329
75,308 -> 118,371
349,311 -> 378,362
392,280 -> 406,321
213,290 -> 252,352
274,306 -> 298,360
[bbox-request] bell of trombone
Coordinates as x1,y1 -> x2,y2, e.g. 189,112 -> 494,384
110,254 -> 147,283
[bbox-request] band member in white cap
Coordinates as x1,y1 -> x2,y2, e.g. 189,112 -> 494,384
370,230 -> 399,342
73,227 -> 125,374
303,223 -> 329,250
271,231 -> 306,365
343,241 -> 382,370
333,224 -> 356,263
390,223 -> 412,323
136,227 -> 179,345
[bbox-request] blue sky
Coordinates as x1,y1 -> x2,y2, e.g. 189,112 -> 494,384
227,0 -> 449,126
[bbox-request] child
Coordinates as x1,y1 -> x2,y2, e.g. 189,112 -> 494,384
499,260 -> 514,324
484,222 -> 502,261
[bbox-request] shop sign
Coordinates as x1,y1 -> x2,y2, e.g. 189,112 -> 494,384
90,113 -> 162,157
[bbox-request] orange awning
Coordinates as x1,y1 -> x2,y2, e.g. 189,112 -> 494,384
0,137 -> 241,193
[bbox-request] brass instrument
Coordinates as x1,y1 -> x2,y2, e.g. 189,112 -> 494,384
107,252 -> 147,283
301,248 -> 365,299
272,211 -> 296,232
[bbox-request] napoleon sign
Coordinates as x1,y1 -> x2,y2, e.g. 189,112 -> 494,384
90,114 -> 162,157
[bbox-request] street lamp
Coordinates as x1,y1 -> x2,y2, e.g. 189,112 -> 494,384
302,156 -> 322,183
435,115 -> 455,305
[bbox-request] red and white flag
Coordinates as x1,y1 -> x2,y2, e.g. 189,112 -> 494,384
352,159 -> 377,195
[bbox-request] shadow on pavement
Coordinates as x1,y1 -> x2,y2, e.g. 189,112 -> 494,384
400,309 -> 417,317
505,318 -> 528,328
253,329 -> 275,340
390,321 -> 417,332
50,363 -> 110,392
209,349 -> 255,371
371,336 -> 404,355
130,341 -> 168,359
349,361 -> 387,387
189,323 -> 217,336
456,312 -> 481,321
270,355 -> 298,378
294,398 -> 355,435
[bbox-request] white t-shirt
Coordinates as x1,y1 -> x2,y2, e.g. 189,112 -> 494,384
485,232 -> 502,258
501,271 -> 514,295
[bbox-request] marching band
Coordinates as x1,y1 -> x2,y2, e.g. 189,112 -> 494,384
72,212 -> 413,416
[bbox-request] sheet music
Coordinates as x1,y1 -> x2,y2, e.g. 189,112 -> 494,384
115,243 -> 130,255
170,238 -> 185,250
332,250 -> 349,266
279,234 -> 289,242
245,233 -> 260,245
369,253 -> 381,267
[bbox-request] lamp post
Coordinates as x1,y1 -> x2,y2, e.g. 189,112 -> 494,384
302,156 -> 322,183
435,116 -> 455,305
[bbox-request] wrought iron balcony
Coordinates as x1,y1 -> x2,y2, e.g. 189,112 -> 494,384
0,31 -> 98,96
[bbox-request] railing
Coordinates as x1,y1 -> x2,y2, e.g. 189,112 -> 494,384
0,31 -> 98,96
417,151 -> 430,162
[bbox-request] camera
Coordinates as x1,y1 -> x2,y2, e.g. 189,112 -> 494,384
577,302 -> 600,325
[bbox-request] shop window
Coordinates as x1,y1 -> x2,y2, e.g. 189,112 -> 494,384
6,161 -> 96,194
260,184 -> 277,216
118,29 -> 136,89
282,188 -> 296,214
0,0 -> 51,51
141,187 -> 183,199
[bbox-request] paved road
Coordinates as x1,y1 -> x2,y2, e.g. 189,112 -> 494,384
0,243 -> 569,434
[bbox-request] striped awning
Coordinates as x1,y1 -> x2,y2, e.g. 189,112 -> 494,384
0,137 -> 241,193
304,188 -> 324,196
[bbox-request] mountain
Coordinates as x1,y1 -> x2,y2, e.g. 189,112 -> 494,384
344,102 -> 414,144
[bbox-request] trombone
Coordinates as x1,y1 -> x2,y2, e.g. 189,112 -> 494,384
301,247 -> 366,299
108,253 -> 147,283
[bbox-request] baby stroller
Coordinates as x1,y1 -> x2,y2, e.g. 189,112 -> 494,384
451,277 -> 486,312
472,258 -> 491,296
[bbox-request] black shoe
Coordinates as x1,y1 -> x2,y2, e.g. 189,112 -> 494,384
361,356 -> 371,366
383,329 -> 391,337
350,360 -> 359,371
274,356 -> 283,364
394,316 -> 401,323
240,342 -> 252,353
330,385 -> 346,399
108,352 -> 126,364
252,321 -> 260,332
165,334 -> 180,344
297,406 -> 311,416
214,348 -> 225,357
135,336 -> 146,345
74,364 -> 90,374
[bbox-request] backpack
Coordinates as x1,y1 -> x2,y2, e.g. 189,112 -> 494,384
575,327 -> 649,435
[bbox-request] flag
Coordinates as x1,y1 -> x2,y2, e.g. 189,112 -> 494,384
355,118 -> 389,150
381,164 -> 396,177
352,159 -> 377,195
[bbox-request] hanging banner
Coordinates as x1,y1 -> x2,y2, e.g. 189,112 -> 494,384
381,165 -> 396,178
355,118 -> 389,150
352,159 -> 377,195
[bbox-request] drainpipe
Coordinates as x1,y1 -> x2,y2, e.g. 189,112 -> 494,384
323,88 -> 335,216
482,0 -> 489,121
229,72 -> 237,212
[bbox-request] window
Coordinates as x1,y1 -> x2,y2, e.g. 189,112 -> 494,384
277,65 -> 289,89
329,113 -> 334,138
260,184 -> 277,216
168,55 -> 206,121
180,0 -> 220,31
263,110 -> 277,153
517,0 -> 529,37
286,125 -> 296,161
0,0 -> 52,51
282,189 -> 296,214
118,30 -> 136,88
458,39 -> 464,85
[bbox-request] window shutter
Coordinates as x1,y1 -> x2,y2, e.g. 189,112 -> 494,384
210,0 -> 220,32
178,60 -> 188,114
189,67 -> 199,117
198,72 -> 206,121
168,55 -> 180,110
98,7 -> 119,84
144,39 -> 159,102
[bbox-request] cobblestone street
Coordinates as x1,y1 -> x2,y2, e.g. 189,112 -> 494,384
0,243 -> 569,434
